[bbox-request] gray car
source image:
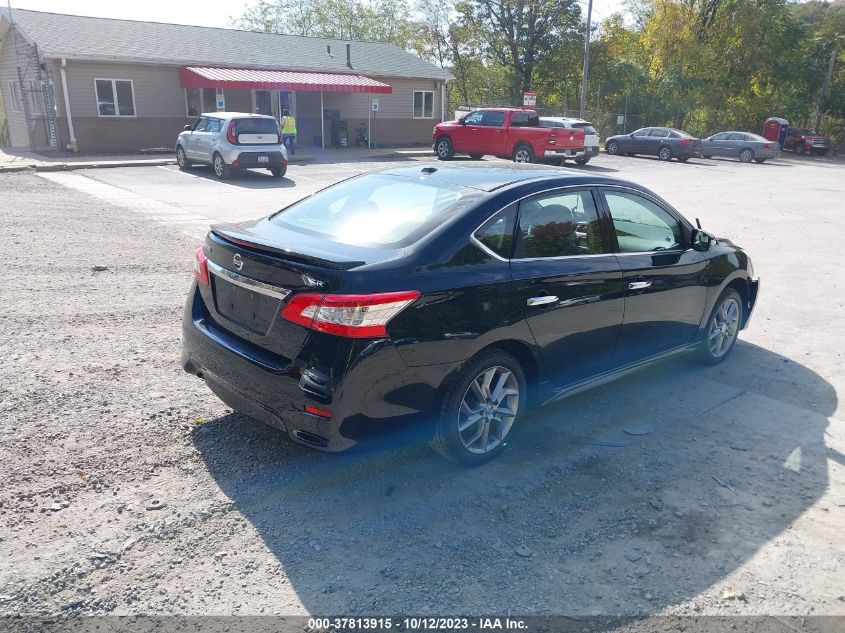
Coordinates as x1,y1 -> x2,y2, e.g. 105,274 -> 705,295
605,127 -> 702,162
701,131 -> 780,163
176,112 -> 289,179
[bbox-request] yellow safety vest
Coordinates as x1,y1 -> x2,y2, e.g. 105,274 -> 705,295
281,115 -> 297,135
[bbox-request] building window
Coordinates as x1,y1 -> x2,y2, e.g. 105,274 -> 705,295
6,81 -> 22,113
413,90 -> 434,119
185,88 -> 219,116
28,79 -> 44,115
94,79 -> 136,117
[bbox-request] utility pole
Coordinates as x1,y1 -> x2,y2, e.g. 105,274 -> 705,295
579,0 -> 593,118
813,46 -> 837,133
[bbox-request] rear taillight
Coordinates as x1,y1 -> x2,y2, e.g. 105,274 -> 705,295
680,139 -> 692,145
548,132 -> 556,145
281,291 -> 420,338
193,245 -> 209,286
763,143 -> 772,149
226,121 -> 237,145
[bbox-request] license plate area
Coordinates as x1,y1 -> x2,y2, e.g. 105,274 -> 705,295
212,276 -> 281,335
257,156 -> 269,163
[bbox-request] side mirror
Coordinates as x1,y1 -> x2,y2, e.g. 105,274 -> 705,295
692,229 -> 715,251
459,117 -> 467,126
183,124 -> 193,131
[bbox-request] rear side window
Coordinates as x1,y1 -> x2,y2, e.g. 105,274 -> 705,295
511,111 -> 539,127
483,111 -> 506,126
270,174 -> 481,248
206,118 -> 223,134
232,118 -> 279,136
572,122 -> 598,135
474,205 -> 517,258
516,190 -> 604,258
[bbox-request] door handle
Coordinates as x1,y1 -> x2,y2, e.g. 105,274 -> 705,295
527,295 -> 559,307
628,280 -> 652,290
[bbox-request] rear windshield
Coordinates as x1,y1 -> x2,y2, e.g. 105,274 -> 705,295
269,174 -> 481,248
571,122 -> 598,135
232,118 -> 279,135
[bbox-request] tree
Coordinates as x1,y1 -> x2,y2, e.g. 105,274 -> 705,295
456,0 -> 582,105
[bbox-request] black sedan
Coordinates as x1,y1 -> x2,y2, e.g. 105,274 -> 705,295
605,127 -> 702,161
182,165 -> 758,465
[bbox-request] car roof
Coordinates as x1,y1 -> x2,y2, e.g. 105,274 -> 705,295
199,112 -> 276,119
377,163 -> 639,193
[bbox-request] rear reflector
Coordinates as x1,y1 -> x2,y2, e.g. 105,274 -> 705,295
281,291 -> 420,338
304,405 -> 332,419
193,245 -> 209,286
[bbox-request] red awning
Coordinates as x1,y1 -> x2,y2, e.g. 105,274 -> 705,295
179,66 -> 392,94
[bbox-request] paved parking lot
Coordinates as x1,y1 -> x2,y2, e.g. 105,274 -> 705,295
2,152 -> 844,619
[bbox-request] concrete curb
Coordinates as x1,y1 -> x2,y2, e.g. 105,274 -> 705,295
0,165 -> 35,173
35,159 -> 177,172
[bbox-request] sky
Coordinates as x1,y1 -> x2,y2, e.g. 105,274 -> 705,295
7,0 -> 628,30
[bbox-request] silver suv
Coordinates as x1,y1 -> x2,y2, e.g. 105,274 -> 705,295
176,112 -> 289,179
539,117 -> 600,165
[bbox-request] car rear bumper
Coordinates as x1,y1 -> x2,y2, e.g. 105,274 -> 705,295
233,151 -> 286,169
544,147 -> 593,158
181,285 -> 446,452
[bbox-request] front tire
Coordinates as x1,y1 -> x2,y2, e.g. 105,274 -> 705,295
512,144 -> 534,163
176,146 -> 191,170
794,144 -> 805,155
658,145 -> 673,161
435,137 -> 454,160
606,140 -> 619,155
699,289 -> 743,365
212,153 -> 231,180
431,350 -> 526,466
739,148 -> 754,163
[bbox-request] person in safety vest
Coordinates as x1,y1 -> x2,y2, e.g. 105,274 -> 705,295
281,109 -> 297,156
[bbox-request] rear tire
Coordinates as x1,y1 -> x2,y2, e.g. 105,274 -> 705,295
270,164 -> 286,178
677,156 -> 690,162
431,349 -> 526,466
698,288 -> 743,365
512,144 -> 534,163
794,144 -> 805,155
435,137 -> 454,160
574,157 -> 589,165
754,158 -> 766,164
213,153 -> 231,180
658,145 -> 673,161
739,148 -> 754,163
606,140 -> 619,155
176,146 -> 191,170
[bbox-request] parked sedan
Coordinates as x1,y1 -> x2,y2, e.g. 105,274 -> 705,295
183,164 -> 758,465
605,127 -> 702,161
176,112 -> 288,179
701,131 -> 780,163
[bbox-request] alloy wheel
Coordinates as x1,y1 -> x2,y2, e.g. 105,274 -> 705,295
739,149 -> 754,163
606,141 -> 618,155
457,365 -> 520,455
214,156 -> 224,177
514,148 -> 531,163
708,296 -> 740,359
176,148 -> 185,168
658,147 -> 672,161
437,140 -> 451,159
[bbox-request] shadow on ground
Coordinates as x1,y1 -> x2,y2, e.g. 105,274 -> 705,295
185,166 -> 297,189
193,341 -> 837,615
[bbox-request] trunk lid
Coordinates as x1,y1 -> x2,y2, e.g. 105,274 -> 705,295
199,220 -> 396,362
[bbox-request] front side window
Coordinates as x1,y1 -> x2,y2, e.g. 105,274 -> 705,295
95,79 -> 135,117
631,128 -> 651,137
192,117 -> 208,132
474,205 -> 517,258
413,91 -> 434,118
270,174 -> 481,248
710,132 -> 728,141
463,111 -> 484,125
516,189 -> 604,259
604,190 -> 682,253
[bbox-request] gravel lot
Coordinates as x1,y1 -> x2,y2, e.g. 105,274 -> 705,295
1,154 -> 844,622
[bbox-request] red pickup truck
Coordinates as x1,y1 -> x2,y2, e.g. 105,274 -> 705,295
784,127 -> 831,156
432,108 -> 585,163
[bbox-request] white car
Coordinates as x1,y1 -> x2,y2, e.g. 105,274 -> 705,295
176,112 -> 288,179
539,117 -> 600,165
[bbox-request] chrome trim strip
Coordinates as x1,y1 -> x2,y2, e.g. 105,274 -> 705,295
207,260 -> 292,301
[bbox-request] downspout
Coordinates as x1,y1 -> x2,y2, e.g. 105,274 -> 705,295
59,58 -> 77,151
441,80 -> 447,122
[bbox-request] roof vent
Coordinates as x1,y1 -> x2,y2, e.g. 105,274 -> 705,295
421,167 -> 437,174
346,43 -> 352,68
326,45 -> 333,57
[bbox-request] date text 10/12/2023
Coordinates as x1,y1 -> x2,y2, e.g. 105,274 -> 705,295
307,617 -> 529,630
